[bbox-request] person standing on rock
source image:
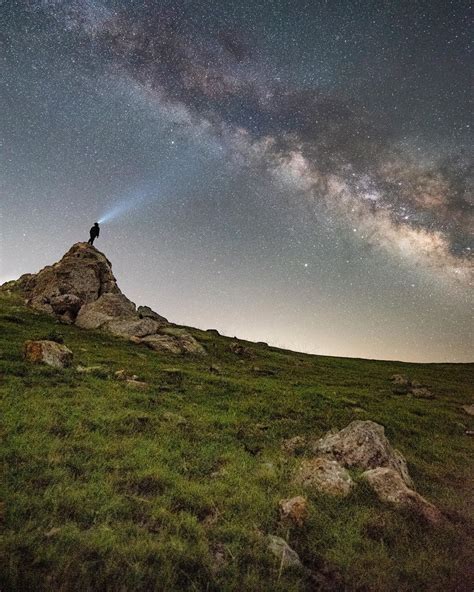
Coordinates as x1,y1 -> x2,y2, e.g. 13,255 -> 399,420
88,222 -> 100,246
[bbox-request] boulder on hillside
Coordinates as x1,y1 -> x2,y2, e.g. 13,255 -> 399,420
105,317 -> 163,338
312,420 -> 412,486
295,457 -> 354,497
362,467 -> 443,525
23,340 -> 73,368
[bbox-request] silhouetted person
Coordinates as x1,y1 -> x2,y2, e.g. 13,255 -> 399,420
88,222 -> 100,246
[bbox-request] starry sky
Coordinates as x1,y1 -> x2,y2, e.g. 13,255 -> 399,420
1,0 -> 472,362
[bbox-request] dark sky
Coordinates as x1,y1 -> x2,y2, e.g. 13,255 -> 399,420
1,0 -> 472,362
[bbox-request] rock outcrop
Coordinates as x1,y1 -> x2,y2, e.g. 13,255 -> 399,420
312,420 -> 412,486
8,243 -> 205,355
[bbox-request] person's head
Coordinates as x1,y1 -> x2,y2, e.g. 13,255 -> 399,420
94,222 -> 99,226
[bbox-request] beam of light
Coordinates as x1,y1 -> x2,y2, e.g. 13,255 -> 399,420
97,188 -> 157,225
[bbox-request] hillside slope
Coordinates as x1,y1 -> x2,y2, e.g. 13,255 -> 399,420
0,266 -> 473,590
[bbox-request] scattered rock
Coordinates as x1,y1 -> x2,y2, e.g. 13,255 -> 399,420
105,317 -> 163,338
279,496 -> 308,527
390,374 -> 411,386
137,305 -> 168,325
295,457 -> 354,497
76,364 -> 106,374
23,340 -> 73,369
282,436 -> 307,456
362,467 -> 443,525
312,420 -> 412,486
267,535 -> 302,569
411,387 -> 435,400
115,369 -> 139,381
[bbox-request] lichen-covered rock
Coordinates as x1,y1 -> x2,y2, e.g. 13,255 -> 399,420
411,387 -> 435,400
362,467 -> 443,525
267,535 -> 302,569
49,293 -> 82,323
279,496 -> 308,526
312,420 -> 412,486
23,340 -> 73,368
295,457 -> 354,497
390,374 -> 411,386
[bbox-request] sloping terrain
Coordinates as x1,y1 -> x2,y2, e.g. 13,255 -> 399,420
0,288 -> 473,591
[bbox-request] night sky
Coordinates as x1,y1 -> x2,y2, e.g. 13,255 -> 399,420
1,0 -> 472,362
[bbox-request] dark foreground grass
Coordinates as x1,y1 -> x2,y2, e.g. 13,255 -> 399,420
0,292 -> 473,591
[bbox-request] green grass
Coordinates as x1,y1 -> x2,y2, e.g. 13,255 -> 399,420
0,291 -> 473,591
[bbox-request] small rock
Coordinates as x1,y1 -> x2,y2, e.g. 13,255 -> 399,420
23,340 -> 73,369
279,496 -> 308,527
295,457 -> 354,497
362,467 -> 443,525
209,364 -> 222,374
115,369 -> 139,381
462,404 -> 474,416
282,436 -> 307,456
267,535 -> 302,569
411,387 -> 435,400
390,374 -> 411,386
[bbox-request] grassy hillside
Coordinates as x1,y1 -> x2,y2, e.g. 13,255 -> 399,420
0,290 -> 473,591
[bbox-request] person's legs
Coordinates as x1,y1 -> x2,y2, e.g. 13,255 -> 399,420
88,237 -> 94,245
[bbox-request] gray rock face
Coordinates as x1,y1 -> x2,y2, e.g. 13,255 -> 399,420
105,317 -> 163,338
75,293 -> 136,329
312,420 -> 412,486
362,467 -> 443,525
267,535 -> 302,569
295,457 -> 354,497
23,340 -> 73,368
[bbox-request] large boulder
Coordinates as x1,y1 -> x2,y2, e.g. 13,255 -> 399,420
105,317 -> 163,338
23,340 -> 73,368
295,457 -> 354,497
362,467 -> 442,525
312,420 -> 412,486
17,243 -> 121,318
75,293 -> 136,329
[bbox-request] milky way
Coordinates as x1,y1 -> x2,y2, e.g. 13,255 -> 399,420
1,0 -> 472,361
